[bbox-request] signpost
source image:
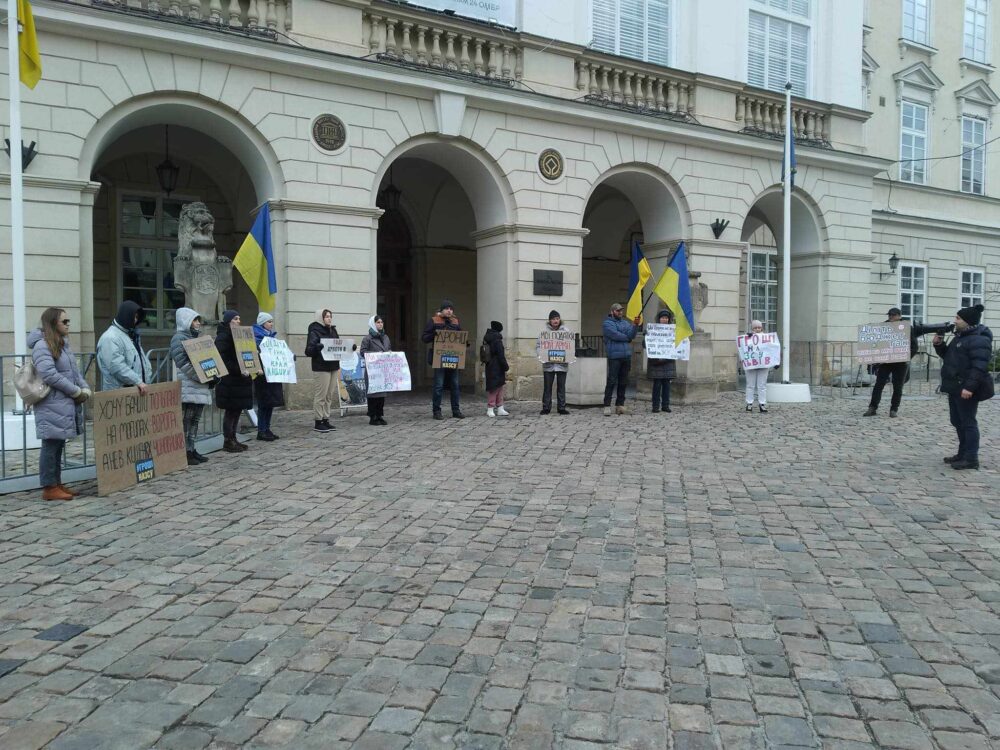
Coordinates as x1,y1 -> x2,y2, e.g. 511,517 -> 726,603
432,330 -> 469,369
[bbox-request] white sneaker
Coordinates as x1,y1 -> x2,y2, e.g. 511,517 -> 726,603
603,406 -> 611,416
496,406 -> 510,416
487,408 -> 496,417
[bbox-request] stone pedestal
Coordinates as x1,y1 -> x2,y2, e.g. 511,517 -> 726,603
567,358 -> 607,405
673,332 -> 718,403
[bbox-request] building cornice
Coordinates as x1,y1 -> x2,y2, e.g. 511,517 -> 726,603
873,209 -> 1000,239
271,200 -> 384,218
470,224 -> 592,241
0,173 -> 101,194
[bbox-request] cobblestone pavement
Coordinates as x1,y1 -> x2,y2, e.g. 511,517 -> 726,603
1,393 -> 999,749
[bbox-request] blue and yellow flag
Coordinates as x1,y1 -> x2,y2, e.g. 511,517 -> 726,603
18,0 -> 42,89
652,242 -> 694,345
626,241 -> 652,323
233,203 -> 277,312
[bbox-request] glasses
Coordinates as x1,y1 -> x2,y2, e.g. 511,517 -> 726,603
61,319 -> 71,325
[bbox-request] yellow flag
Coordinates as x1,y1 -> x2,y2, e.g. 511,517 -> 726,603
18,0 -> 42,90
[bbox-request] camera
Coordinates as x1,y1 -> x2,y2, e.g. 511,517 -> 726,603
910,321 -> 955,337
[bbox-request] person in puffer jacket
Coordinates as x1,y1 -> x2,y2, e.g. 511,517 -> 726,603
252,312 -> 285,442
215,310 -> 253,453
169,307 -> 212,466
933,304 -> 994,471
602,302 -> 640,416
97,300 -> 151,392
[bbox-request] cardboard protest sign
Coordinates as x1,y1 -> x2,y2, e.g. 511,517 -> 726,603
321,338 -> 355,361
737,331 -> 781,370
258,338 -> 297,383
92,381 -> 187,496
857,321 -> 911,365
180,336 -> 228,383
365,351 -> 412,393
538,330 -> 577,365
432,329 -> 468,369
646,324 -> 690,361
232,326 -> 263,376
338,354 -> 367,407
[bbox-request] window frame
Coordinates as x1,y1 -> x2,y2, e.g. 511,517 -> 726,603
964,0 -> 990,63
898,261 -> 928,323
961,114 -> 987,195
959,267 -> 986,309
899,99 -> 929,185
591,0 -> 673,68
747,8 -> 811,97
902,0 -> 931,46
748,249 -> 780,334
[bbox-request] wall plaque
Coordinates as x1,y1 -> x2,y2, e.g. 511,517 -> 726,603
538,148 -> 564,180
312,115 -> 347,151
534,269 -> 563,296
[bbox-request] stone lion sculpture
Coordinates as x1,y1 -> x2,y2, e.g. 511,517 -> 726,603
172,202 -> 233,324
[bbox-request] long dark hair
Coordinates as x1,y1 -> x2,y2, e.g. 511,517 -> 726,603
40,307 -> 66,359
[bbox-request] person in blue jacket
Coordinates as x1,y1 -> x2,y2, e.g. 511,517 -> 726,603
602,302 -> 641,416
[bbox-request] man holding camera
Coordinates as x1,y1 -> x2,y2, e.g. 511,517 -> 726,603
863,307 -> 918,418
933,304 -> 993,470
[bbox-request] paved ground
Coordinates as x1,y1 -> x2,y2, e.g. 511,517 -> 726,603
0,392 -> 998,749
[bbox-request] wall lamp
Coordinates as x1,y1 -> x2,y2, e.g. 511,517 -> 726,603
710,218 -> 730,239
878,252 -> 900,280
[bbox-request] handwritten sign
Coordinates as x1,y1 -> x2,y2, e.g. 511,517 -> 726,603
92,382 -> 187,496
433,330 -> 468,369
232,326 -> 262,376
365,352 -> 412,394
180,336 -> 228,383
646,324 -> 691,361
321,338 -> 355,361
857,321 -> 911,365
737,332 -> 781,370
538,331 -> 576,365
259,338 -> 297,383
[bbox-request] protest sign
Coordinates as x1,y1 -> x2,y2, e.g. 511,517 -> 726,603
737,331 -> 781,370
321,338 -> 355,361
365,351 -> 412,393
338,355 -> 367,408
180,336 -> 228,382
646,324 -> 691,361
857,321 -> 911,365
432,330 -> 468,369
92,382 -> 187,496
232,326 -> 263,376
538,330 -> 577,365
258,338 -> 297,383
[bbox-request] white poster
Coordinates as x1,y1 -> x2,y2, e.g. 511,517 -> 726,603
365,352 -> 412,394
321,338 -> 355,362
408,0 -> 516,27
737,332 -> 781,370
645,324 -> 690,361
258,338 -> 297,383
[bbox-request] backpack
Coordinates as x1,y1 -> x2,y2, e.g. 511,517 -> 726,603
14,356 -> 51,406
479,340 -> 492,365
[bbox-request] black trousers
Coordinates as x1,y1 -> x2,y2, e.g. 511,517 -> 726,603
948,393 -> 980,461
603,358 -> 631,407
367,396 -> 385,418
222,408 -> 241,440
542,370 -> 567,411
869,362 -> 908,410
652,378 -> 671,409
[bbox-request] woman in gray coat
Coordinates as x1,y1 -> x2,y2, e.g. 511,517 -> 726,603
359,314 -> 391,426
169,307 -> 212,466
28,307 -> 91,501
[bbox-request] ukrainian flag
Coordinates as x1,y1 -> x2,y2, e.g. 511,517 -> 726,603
652,242 -> 694,344
625,241 -> 652,323
234,203 -> 277,312
18,0 -> 42,89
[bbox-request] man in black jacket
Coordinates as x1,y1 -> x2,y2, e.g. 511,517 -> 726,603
863,307 -> 918,418
421,300 -> 465,420
933,304 -> 993,470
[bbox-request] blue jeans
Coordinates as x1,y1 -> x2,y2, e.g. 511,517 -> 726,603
39,438 -> 64,487
433,368 -> 461,414
948,393 -> 980,461
257,406 -> 273,434
603,358 -> 631,407
652,378 -> 671,409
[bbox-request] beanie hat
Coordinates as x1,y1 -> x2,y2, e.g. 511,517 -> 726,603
887,307 -> 902,317
548,310 -> 561,320
490,320 -> 503,332
440,299 -> 455,311
958,303 -> 985,326
222,310 -> 240,326
256,312 -> 274,326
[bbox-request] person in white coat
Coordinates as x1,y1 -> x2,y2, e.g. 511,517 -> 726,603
744,319 -> 769,413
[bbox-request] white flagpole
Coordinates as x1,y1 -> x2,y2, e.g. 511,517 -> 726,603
781,82 -> 792,384
8,0 -> 27,410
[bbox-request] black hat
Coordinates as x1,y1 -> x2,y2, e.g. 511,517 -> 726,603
887,307 -> 902,317
548,310 -> 561,320
490,320 -> 503,332
958,303 -> 984,326
440,299 -> 455,311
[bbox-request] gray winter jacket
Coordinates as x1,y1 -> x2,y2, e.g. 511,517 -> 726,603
28,328 -> 88,441
169,307 -> 212,406
537,323 -> 570,373
97,320 -> 151,390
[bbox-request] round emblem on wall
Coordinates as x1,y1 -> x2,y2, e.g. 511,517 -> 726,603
312,115 -> 347,152
538,148 -> 564,181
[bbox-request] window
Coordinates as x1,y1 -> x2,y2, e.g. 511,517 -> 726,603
902,0 -> 930,45
119,194 -> 189,332
592,0 -> 671,66
960,268 -> 985,308
748,11 -> 810,96
900,101 -> 928,184
964,0 -> 989,62
961,116 -> 986,194
899,263 -> 927,322
753,0 -> 810,17
749,251 -> 779,333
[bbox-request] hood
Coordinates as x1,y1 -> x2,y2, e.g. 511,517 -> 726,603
960,323 -> 993,342
368,315 -> 383,337
484,328 -> 502,343
114,300 -> 145,330
253,323 -> 276,342
315,308 -> 332,325
175,307 -> 201,335
546,322 -> 567,331
26,328 -> 45,349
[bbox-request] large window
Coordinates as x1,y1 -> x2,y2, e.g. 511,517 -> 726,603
902,0 -> 930,45
899,263 -> 927,322
749,251 -> 779,334
961,116 -> 986,195
964,0 -> 989,62
748,10 -> 810,96
592,0 -> 671,66
900,101 -> 928,184
960,268 -> 985,308
119,194 -> 189,332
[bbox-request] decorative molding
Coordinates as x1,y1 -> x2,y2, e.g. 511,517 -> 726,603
955,78 -> 1000,111
897,38 -> 938,59
470,224 -> 591,241
271,200 -> 384,219
959,57 -> 994,79
0,174 -> 102,195
893,61 -> 944,108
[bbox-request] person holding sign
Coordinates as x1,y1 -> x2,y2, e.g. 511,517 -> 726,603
360,314 -> 391,426
538,310 -> 571,416
863,308 -> 919,419
215,310 -> 253,453
28,308 -> 92,501
482,321 -> 510,417
421,300 -> 466,420
602,303 -> 641,416
97,300 -> 151,394
252,313 -> 285,441
169,307 -> 213,466
304,309 -> 341,433
646,310 -> 677,413
743,320 -> 771,413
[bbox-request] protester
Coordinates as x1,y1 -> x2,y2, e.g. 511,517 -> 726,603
421,300 -> 465,420
28,308 -> 91,501
744,319 -> 770,413
304,309 -> 339,433
538,310 -> 570,416
252,312 -> 284,441
864,307 -> 919,418
360,314 -> 391,426
602,302 -> 640,416
482,321 -> 510,417
96,300 -> 151,393
214,310 -> 252,453
933,304 -> 993,470
169,307 -> 212,465
646,309 -> 676,413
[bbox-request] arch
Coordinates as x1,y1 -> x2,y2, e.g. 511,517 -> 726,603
740,185 -> 828,256
583,163 -> 690,243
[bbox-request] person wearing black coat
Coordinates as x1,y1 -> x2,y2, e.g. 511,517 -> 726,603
863,307 -> 920,418
421,300 -> 465,420
933,304 -> 994,470
215,310 -> 253,453
483,321 -> 510,417
304,308 -> 340,433
646,309 -> 677,413
360,314 -> 391,426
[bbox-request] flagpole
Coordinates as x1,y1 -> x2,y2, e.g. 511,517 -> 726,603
8,0 -> 27,409
781,81 -> 792,384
